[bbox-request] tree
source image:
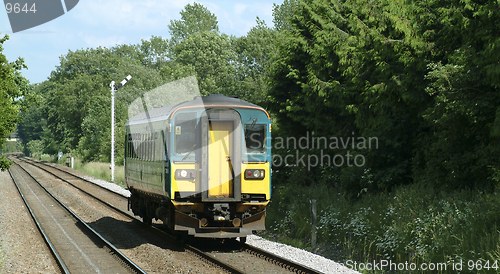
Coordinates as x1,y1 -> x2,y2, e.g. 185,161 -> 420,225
413,1 -> 500,190
138,36 -> 170,69
168,3 -> 219,48
165,3 -> 241,96
172,31 -> 237,96
32,47 -> 165,163
267,0 -> 434,193
268,0 -> 500,194
17,83 -> 47,151
272,0 -> 299,32
0,34 -> 29,170
232,18 -> 278,105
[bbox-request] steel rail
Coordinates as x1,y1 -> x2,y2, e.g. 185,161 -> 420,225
20,156 -> 129,198
12,162 -> 147,274
18,156 -> 324,274
17,157 -> 133,218
16,157 -> 245,274
8,168 -> 70,274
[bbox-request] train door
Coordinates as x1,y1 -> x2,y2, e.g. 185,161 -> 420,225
200,109 -> 242,202
208,121 -> 234,197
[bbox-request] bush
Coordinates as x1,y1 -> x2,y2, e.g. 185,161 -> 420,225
26,140 -> 44,159
265,181 -> 500,273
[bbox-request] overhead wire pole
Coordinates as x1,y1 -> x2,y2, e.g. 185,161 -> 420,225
110,75 -> 131,182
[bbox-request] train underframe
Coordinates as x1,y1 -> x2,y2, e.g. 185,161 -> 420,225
128,188 -> 267,240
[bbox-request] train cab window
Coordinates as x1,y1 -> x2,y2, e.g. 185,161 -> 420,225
245,124 -> 266,154
175,112 -> 197,155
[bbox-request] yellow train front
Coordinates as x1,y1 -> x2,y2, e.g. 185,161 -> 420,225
125,95 -> 271,241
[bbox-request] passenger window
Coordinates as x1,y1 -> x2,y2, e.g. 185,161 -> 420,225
175,112 -> 197,155
245,124 -> 266,154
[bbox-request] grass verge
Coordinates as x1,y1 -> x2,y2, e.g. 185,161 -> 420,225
48,156 -> 126,189
72,159 -> 126,188
263,181 -> 500,273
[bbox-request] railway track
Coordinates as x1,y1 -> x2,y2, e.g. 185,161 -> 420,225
13,155 -> 324,274
8,162 -> 146,274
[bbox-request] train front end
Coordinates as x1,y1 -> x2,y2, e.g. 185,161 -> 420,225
168,97 -> 271,238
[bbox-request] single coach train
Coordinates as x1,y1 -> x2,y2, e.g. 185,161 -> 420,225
124,94 -> 271,241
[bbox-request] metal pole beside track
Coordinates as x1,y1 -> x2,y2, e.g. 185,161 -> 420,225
110,81 -> 116,182
110,75 -> 131,183
310,199 -> 317,248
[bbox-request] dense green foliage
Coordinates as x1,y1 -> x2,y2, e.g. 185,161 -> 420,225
262,0 -> 500,271
268,0 -> 500,193
0,34 -> 30,170
167,2 -> 219,48
19,47 -> 164,162
17,3 -> 277,165
0,141 -> 23,154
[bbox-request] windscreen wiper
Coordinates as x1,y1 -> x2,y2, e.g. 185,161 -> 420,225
182,144 -> 196,161
244,118 -> 258,140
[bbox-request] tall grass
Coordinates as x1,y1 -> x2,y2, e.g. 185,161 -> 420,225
264,181 -> 500,273
73,159 -> 126,188
50,156 -> 126,188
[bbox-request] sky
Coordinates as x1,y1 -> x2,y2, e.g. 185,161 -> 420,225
0,0 -> 277,84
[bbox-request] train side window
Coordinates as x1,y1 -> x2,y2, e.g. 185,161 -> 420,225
130,134 -> 134,159
131,133 -> 135,158
150,132 -> 153,161
127,134 -> 132,158
147,132 -> 151,161
132,133 -> 137,159
175,112 -> 197,155
149,132 -> 153,161
145,133 -> 149,160
161,130 -> 167,160
245,124 -> 266,154
153,131 -> 158,161
141,133 -> 145,160
137,134 -> 140,159
135,133 -> 139,159
145,133 -> 149,161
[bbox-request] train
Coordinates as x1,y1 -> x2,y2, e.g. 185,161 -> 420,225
124,94 -> 271,242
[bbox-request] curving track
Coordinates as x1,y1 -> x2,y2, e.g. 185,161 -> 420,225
8,162 -> 145,274
13,155 -> 324,274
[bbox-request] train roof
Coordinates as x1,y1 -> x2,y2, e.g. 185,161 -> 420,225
126,95 -> 268,126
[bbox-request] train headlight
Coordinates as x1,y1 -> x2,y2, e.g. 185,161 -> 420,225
253,170 -> 260,177
175,169 -> 196,179
244,169 -> 265,179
